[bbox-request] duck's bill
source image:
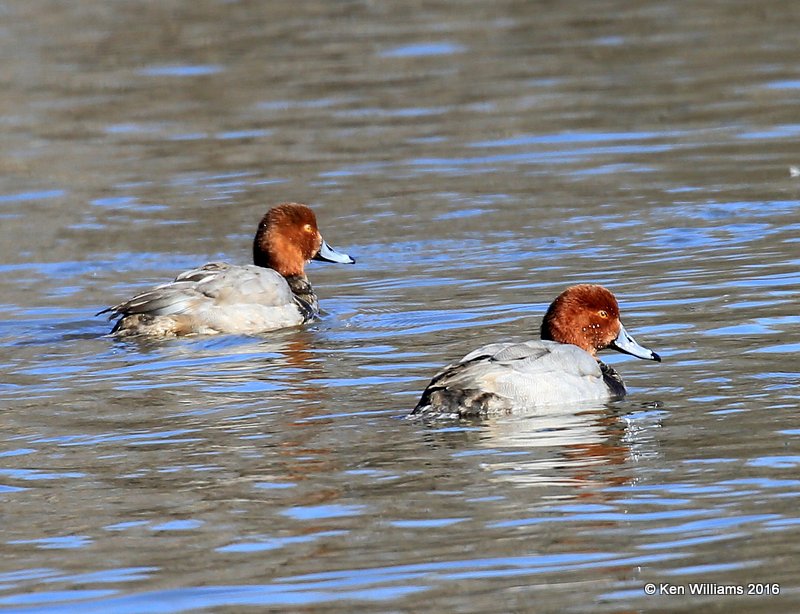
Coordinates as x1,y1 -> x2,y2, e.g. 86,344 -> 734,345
610,322 -> 661,362
313,239 -> 355,264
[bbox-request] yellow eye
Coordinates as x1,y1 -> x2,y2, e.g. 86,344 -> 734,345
303,223 -> 314,233
598,310 -> 608,318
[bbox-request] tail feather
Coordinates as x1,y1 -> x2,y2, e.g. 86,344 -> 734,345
412,386 -> 511,418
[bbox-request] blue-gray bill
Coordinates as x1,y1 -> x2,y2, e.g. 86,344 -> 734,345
313,240 -> 355,264
609,322 -> 661,362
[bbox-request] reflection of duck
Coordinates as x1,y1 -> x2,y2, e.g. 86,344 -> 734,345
412,285 -> 660,418
476,406 -> 621,485
418,402 -> 658,491
99,203 -> 354,337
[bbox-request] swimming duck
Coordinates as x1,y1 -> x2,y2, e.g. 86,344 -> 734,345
412,284 -> 660,417
100,202 -> 354,336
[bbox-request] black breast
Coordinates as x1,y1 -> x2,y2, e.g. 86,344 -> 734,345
599,361 -> 627,399
285,275 -> 319,322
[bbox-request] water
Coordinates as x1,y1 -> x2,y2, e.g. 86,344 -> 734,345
1,0 -> 799,611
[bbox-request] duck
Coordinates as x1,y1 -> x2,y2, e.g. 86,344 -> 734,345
411,284 -> 660,418
99,202 -> 354,336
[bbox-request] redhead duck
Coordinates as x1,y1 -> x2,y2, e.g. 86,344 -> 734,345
99,203 -> 354,336
412,284 -> 660,418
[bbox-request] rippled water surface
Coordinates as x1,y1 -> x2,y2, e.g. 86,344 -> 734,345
2,1 -> 800,611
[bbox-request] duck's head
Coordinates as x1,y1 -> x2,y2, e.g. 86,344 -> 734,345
253,203 -> 354,277
540,284 -> 660,362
